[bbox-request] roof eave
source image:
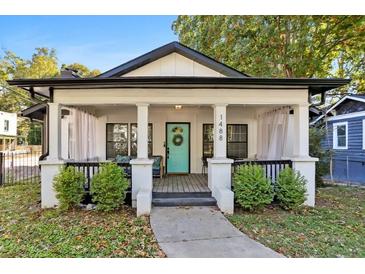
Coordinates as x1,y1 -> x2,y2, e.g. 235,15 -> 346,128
7,77 -> 351,96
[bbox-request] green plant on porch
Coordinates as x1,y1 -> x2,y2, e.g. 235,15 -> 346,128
90,162 -> 129,211
53,166 -> 85,211
233,164 -> 273,211
275,167 -> 307,210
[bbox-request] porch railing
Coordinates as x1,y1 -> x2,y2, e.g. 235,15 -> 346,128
65,161 -> 132,204
232,159 -> 293,184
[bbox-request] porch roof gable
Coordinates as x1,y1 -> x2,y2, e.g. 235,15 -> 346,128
97,41 -> 249,78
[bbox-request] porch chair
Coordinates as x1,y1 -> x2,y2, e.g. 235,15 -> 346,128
152,155 -> 164,178
201,156 -> 209,175
114,155 -> 132,178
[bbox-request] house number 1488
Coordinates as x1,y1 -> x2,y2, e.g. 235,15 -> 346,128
218,114 -> 223,141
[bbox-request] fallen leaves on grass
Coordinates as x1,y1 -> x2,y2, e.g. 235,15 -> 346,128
228,186 -> 365,258
0,183 -> 165,258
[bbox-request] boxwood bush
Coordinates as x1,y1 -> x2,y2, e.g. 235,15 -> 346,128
90,163 -> 129,211
275,167 -> 307,210
233,164 -> 273,211
53,166 -> 85,210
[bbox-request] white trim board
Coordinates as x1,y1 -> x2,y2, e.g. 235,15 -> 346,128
333,121 -> 348,150
326,95 -> 365,115
327,110 -> 365,121
363,119 -> 365,150
312,95 -> 365,125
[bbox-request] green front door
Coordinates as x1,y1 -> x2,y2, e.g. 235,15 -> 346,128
166,123 -> 190,174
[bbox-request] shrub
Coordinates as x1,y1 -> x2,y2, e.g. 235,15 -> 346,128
53,166 -> 85,210
309,127 -> 332,187
275,167 -> 307,210
90,163 -> 129,211
233,164 -> 273,211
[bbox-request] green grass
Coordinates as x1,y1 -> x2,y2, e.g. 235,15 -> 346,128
0,183 -> 164,258
228,186 -> 365,257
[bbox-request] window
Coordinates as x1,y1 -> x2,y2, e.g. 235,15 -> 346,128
202,124 -> 214,158
202,124 -> 248,159
106,123 -> 128,159
4,120 -> 9,132
333,121 -> 348,149
130,123 -> 153,157
227,124 -> 248,159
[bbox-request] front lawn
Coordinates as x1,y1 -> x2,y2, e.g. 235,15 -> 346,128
228,186 -> 365,257
0,183 -> 164,258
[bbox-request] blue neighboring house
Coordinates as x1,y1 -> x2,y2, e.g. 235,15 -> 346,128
314,95 -> 365,185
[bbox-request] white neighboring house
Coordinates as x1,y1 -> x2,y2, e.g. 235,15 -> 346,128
0,111 -> 17,151
8,42 -> 350,216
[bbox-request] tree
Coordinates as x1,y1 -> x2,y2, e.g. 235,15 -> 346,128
0,47 -> 59,112
0,47 -> 100,143
173,16 -> 365,93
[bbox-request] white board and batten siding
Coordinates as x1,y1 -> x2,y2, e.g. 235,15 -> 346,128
122,53 -> 225,77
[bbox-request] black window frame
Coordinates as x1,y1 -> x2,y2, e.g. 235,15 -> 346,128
202,123 -> 248,159
130,123 -> 153,157
202,124 -> 214,159
106,123 -> 129,160
227,124 -> 248,160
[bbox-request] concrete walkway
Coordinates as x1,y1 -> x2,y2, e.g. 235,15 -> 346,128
150,206 -> 284,258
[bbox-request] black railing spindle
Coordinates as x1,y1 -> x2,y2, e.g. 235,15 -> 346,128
232,159 -> 293,185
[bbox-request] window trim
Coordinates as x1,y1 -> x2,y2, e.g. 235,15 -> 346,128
106,123 -> 129,159
202,123 -> 248,159
333,121 -> 348,150
130,123 -> 153,157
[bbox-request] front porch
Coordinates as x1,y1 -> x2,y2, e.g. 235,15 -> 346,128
66,159 -> 294,209
153,174 -> 209,193
37,91 -> 318,217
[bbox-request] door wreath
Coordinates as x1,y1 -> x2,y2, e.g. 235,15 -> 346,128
172,134 -> 184,146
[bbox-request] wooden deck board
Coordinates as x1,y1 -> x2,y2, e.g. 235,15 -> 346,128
153,174 -> 209,193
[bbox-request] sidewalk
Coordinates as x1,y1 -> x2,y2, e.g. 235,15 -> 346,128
150,206 -> 284,258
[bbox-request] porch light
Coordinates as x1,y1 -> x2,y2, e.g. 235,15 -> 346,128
175,105 -> 182,110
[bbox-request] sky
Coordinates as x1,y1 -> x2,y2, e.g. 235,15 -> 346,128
0,16 -> 178,72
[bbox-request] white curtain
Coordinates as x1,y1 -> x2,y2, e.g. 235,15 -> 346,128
257,107 -> 290,160
68,108 -> 97,161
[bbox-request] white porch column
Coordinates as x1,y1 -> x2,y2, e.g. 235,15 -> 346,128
213,104 -> 227,158
48,103 -> 61,160
137,104 -> 149,159
208,104 -> 234,214
130,103 -> 154,216
39,102 -> 64,208
293,104 -> 309,158
291,104 -> 318,206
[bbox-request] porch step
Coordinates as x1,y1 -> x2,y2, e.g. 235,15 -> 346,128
152,191 -> 212,199
152,197 -> 217,207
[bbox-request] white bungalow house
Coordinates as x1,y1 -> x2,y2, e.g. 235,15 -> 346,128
8,42 -> 350,215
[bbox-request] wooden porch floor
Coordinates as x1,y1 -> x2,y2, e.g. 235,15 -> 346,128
153,174 -> 210,193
